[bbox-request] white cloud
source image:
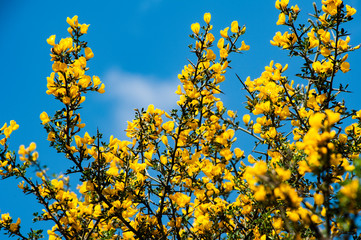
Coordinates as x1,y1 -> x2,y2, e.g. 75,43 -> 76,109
103,67 -> 179,134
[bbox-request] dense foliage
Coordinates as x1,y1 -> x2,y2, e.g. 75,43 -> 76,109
1,0 -> 361,239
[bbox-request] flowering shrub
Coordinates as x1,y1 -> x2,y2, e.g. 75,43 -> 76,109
1,0 -> 361,239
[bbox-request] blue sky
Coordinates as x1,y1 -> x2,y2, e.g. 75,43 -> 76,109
1,0 -> 361,237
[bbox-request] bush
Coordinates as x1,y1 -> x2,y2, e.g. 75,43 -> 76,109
1,0 -> 361,239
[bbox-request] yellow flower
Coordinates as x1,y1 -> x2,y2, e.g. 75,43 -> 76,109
80,24 -> 90,34
47,132 -> 55,142
204,13 -> 211,24
314,193 -> 324,205
340,179 -> 359,199
239,41 -> 250,51
67,27 -> 73,36
254,185 -> 266,201
291,4 -> 300,13
51,179 -> 64,190
321,47 -> 331,57
123,231 -> 134,239
217,38 -> 224,49
309,112 -> 325,129
191,23 -> 200,35
9,218 -> 21,233
52,61 -> 67,73
97,83 -> 105,93
169,192 -> 191,208
40,112 -> 50,124
93,76 -> 101,87
340,62 -> 350,73
130,160 -> 146,173
287,211 -> 299,222
270,31 -> 297,49
10,120 -> 19,131
253,123 -> 262,133
220,27 -> 229,38
246,154 -> 257,167
227,110 -> 235,118
144,150 -> 153,160
234,148 -> 244,158
162,121 -> 174,133
318,13 -> 328,26
205,33 -> 215,43
254,161 -> 267,175
223,182 -> 233,192
29,142 -> 36,152
53,37 -> 73,54
206,49 -> 216,60
273,217 -> 283,230
231,21 -> 239,33
66,15 -> 78,28
275,167 -> 291,181
46,35 -> 56,46
84,47 -> 94,60
346,5 -> 357,17
160,155 -> 167,165
325,109 -> 340,125
311,214 -> 322,224
275,0 -> 289,10
276,13 -> 286,25
220,148 -> 233,161
220,48 -> 228,58
106,163 -> 119,176
62,96 -> 71,105
318,29 -> 330,44
322,0 -> 343,15
266,127 -> 277,139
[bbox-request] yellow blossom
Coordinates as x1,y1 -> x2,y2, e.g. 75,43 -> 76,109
325,109 -> 340,125
40,112 -> 50,124
275,0 -> 289,10
162,121 -> 174,133
9,218 -> 21,233
217,38 -> 224,49
203,13 -> 211,24
234,148 -> 244,158
231,21 -> 239,33
287,211 -> 300,222
80,24 -> 90,34
340,179 -> 359,199
346,5 -> 357,17
227,110 -> 235,118
47,35 -> 56,46
276,13 -> 286,25
169,192 -> 191,208
309,112 -> 325,129
314,193 -> 324,205
254,185 -> 267,201
191,23 -> 200,35
220,48 -> 228,58
321,47 -> 331,57
52,62 -> 67,73
275,167 -> 291,181
242,114 -> 251,125
239,41 -> 250,51
84,47 -> 94,60
206,49 -> 216,60
340,62 -> 350,73
291,4 -> 300,13
66,15 -> 78,28
220,27 -> 229,38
